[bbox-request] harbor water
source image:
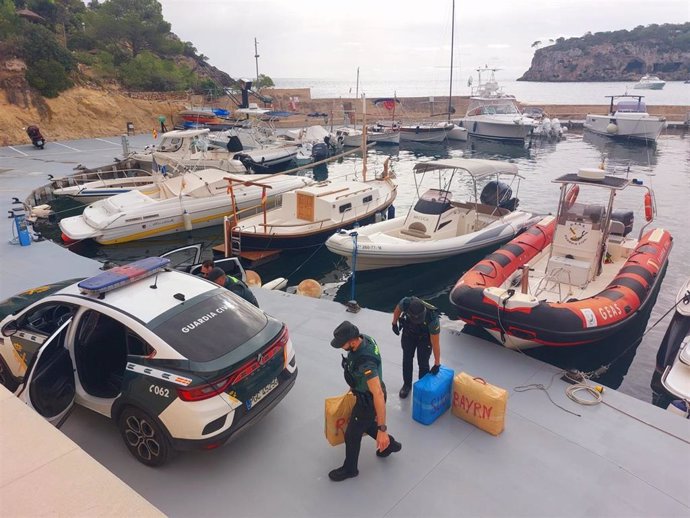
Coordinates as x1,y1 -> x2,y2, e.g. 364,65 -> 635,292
274,77 -> 690,106
37,129 -> 690,405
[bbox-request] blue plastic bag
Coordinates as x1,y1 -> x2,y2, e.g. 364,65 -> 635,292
412,365 -> 454,425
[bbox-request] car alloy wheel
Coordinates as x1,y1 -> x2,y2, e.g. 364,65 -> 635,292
118,407 -> 170,467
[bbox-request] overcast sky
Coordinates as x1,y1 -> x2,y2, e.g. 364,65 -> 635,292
158,0 -> 689,83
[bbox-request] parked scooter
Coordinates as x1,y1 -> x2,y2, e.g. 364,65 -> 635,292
26,125 -> 45,149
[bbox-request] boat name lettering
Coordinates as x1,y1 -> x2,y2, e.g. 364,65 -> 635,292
452,392 -> 493,420
358,244 -> 382,250
598,303 -> 622,321
181,305 -> 230,333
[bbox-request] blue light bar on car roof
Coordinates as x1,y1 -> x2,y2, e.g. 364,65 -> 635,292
78,257 -> 170,295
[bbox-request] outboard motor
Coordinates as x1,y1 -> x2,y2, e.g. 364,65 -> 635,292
26,125 -> 45,149
480,181 -> 516,211
311,142 -> 330,162
610,210 -> 634,237
226,135 -> 243,153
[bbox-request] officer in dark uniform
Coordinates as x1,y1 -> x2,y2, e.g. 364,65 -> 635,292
329,321 -> 402,482
391,296 -> 441,399
208,267 -> 260,308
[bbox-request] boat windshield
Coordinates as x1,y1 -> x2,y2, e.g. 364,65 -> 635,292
413,189 -> 452,215
157,137 -> 183,153
616,100 -> 646,113
467,99 -> 519,116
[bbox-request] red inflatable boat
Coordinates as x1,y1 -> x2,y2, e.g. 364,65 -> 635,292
450,168 -> 673,349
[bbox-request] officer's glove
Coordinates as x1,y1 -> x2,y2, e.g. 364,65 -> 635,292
430,364 -> 440,375
392,322 -> 400,336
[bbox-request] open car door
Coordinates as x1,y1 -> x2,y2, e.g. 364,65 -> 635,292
160,244 -> 203,271
17,319 -> 75,427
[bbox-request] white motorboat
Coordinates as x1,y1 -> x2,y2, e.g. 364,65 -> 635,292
633,74 -> 666,90
461,67 -> 536,142
653,278 -> 690,418
334,126 -> 365,147
366,124 -> 400,145
131,128 -> 299,174
51,169 -> 165,204
59,169 -> 312,245
399,122 -> 453,143
584,95 -> 666,142
225,168 -> 397,252
326,159 -> 538,271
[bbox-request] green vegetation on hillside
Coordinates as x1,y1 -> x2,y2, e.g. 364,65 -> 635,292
548,22 -> 690,53
0,0 -> 272,99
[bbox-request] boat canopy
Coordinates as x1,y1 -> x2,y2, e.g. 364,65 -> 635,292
413,159 -> 521,179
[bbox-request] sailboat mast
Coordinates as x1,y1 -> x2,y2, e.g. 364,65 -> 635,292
447,0 -> 455,122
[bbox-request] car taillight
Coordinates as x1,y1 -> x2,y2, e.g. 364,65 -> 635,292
177,326 -> 289,403
178,374 -> 233,402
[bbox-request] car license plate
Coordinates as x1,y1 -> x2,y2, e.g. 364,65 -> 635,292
246,378 -> 278,410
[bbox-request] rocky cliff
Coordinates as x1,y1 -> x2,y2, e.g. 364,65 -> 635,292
520,24 -> 690,82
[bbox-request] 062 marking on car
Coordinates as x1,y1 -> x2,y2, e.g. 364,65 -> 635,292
149,384 -> 171,397
246,378 -> 278,410
127,362 -> 193,386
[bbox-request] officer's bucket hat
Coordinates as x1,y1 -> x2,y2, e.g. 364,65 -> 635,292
331,321 -> 359,348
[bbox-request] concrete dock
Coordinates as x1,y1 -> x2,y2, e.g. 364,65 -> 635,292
0,136 -> 688,517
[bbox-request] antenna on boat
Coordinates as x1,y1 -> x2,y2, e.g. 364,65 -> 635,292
447,0 -> 455,123
361,93 -> 367,182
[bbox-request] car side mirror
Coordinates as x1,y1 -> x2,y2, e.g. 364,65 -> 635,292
1,320 -> 18,337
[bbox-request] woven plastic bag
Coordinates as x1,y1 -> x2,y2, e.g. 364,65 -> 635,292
452,372 -> 507,436
324,391 -> 357,446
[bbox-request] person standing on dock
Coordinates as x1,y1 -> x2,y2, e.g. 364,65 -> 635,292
391,297 -> 441,399
158,115 -> 168,133
209,267 -> 259,308
328,321 -> 401,482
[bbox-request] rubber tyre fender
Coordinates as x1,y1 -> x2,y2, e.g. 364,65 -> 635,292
118,406 -> 172,467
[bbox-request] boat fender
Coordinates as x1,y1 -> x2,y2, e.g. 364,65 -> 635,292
387,205 -> 396,219
183,210 -> 193,231
296,279 -> 322,298
565,185 -> 579,210
606,122 -> 618,134
245,270 -> 262,286
644,192 -> 653,221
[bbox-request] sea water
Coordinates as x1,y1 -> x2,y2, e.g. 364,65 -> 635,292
274,77 -> 690,106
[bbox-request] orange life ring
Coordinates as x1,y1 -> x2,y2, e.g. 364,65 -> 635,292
644,192 -> 653,221
564,185 -> 579,210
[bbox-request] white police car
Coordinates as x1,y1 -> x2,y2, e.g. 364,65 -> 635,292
0,257 -> 297,466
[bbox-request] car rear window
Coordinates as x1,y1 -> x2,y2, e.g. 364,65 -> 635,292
150,290 -> 267,362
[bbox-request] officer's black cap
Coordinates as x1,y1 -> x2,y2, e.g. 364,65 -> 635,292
208,267 -> 226,282
407,297 -> 427,324
331,320 -> 359,348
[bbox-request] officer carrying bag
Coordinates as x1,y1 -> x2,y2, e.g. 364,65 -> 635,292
324,392 -> 357,446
